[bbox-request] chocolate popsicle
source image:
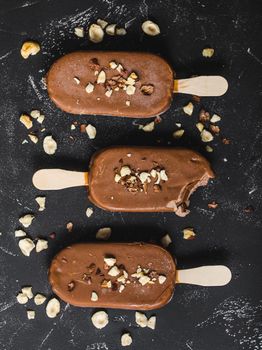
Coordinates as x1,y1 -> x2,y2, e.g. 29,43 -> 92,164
47,51 -> 228,118
33,147 -> 214,216
49,242 -> 232,310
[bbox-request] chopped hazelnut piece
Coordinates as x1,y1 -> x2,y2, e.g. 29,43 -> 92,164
71,124 -> 76,130
22,286 -> 33,299
114,174 -> 121,183
139,275 -> 151,286
158,275 -> 167,284
141,121 -> 155,132
89,24 -> 104,43
66,222 -> 73,232
125,100 -> 130,106
18,238 -> 35,256
35,239 -> 48,253
19,214 -> 34,228
201,129 -> 214,142
202,48 -> 215,58
85,83 -> 94,93
105,89 -> 113,97
120,166 -> 131,177
160,169 -> 168,181
142,20 -> 160,36
73,77 -> 80,84
35,196 -> 46,211
126,85 -> 136,95
135,312 -> 148,328
86,124 -> 96,139
104,257 -> 116,267
74,27 -> 84,38
116,28 -> 127,36
20,114 -> 33,129
147,316 -> 156,330
86,207 -> 94,218
27,310 -> 35,320
30,110 -> 40,119
210,114 -> 221,123
196,122 -> 204,132
43,135 -> 57,155
116,64 -> 123,72
21,41 -> 41,59
106,24 -> 117,36
173,129 -> 184,139
101,279 -> 112,288
161,234 -> 172,248
46,298 -> 60,318
91,311 -> 108,329
97,19 -> 108,29
121,333 -> 132,347
17,292 -> 28,304
183,228 -> 196,240
96,227 -> 111,240
108,266 -> 120,277
183,102 -> 194,116
37,115 -> 45,124
206,145 -> 213,152
91,291 -> 98,301
97,70 -> 106,84
140,84 -> 154,95
34,293 -> 46,305
119,285 -> 125,293
109,61 -> 118,69
28,134 -> 38,144
15,229 -> 26,237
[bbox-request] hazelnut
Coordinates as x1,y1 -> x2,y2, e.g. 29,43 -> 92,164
135,312 -> 148,328
35,239 -> 48,253
183,102 -> 194,116
35,196 -> 46,211
201,129 -> 214,142
19,214 -> 34,228
202,48 -> 215,58
173,129 -> 185,139
86,124 -> 96,139
147,316 -> 156,330
91,291 -> 98,301
91,311 -> 108,329
161,234 -> 172,248
183,228 -> 196,240
27,310 -> 35,320
121,333 -> 132,347
106,24 -> 117,36
89,24 -> 104,43
97,70 -> 106,84
46,298 -> 60,318
16,293 -> 28,304
15,229 -> 26,237
34,294 -> 46,305
85,83 -> 94,93
20,41 -> 41,59
74,27 -> 84,38
97,19 -> 108,29
96,227 -> 111,240
20,114 -> 33,129
104,257 -> 116,267
43,135 -> 57,155
86,207 -> 94,218
142,20 -> 160,36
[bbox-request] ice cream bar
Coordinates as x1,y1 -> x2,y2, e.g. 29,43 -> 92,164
46,51 -> 228,118
49,242 -> 232,310
33,147 -> 214,216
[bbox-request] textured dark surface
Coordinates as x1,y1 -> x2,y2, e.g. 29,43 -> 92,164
0,0 -> 261,349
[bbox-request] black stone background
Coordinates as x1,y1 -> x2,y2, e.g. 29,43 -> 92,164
0,0 -> 261,349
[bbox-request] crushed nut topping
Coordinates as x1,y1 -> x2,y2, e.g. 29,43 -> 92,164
142,20 -> 160,36
202,48 -> 215,58
85,83 -> 94,93
21,41 -> 41,59
183,228 -> 196,240
97,70 -> 106,84
89,24 -> 104,43
141,84 -> 154,95
183,102 -> 194,116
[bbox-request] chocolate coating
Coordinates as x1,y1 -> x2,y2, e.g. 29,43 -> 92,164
47,51 -> 173,118
49,243 -> 176,310
88,147 -> 214,215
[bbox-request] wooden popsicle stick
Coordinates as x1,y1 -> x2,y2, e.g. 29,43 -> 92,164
32,169 -> 88,190
176,265 -> 232,287
174,76 -> 228,96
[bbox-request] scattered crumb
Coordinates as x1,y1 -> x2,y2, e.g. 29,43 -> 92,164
66,222 -> 73,232
86,124 -> 97,139
202,48 -> 215,58
28,134 -> 38,144
210,114 -> 221,123
147,316 -> 156,330
96,227 -> 111,240
19,214 -> 34,228
34,293 -> 46,305
74,27 -> 84,38
46,298 -> 60,318
86,207 -> 93,218
27,310 -> 35,320
21,41 -> 40,59
135,312 -> 148,328
201,129 -> 214,142
121,333 -> 132,347
91,291 -> 98,302
173,129 -> 184,139
142,20 -> 160,36
21,286 -> 33,299
206,145 -> 213,152
161,234 -> 172,247
16,293 -> 28,304
20,114 -> 33,129
91,311 -> 109,329
15,229 -> 27,237
43,135 -> 57,155
89,24 -> 104,43
35,196 -> 46,211
140,121 -> 155,132
183,228 -> 196,240
35,239 -> 48,253
183,102 -> 194,116
18,238 -> 35,256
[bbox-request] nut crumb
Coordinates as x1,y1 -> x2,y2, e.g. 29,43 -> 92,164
74,27 -> 84,38
91,291 -> 98,301
89,24 -> 104,43
28,134 -> 38,144
97,19 -> 108,29
183,102 -> 194,116
116,28 -> 127,36
142,20 -> 160,36
91,311 -> 108,329
210,114 -> 221,123
135,312 -> 148,328
158,275 -> 167,284
96,227 -> 111,240
35,196 -> 46,211
17,292 -> 28,304
46,298 -> 60,318
183,228 -> 196,240
20,114 -> 32,129
19,214 -> 34,228
108,266 -> 120,277
106,24 -> 117,35
36,239 -> 48,253
147,316 -> 156,330
27,310 -> 35,320
140,121 -> 155,132
206,145 -> 213,152
22,286 -> 33,299
202,48 -> 215,58
34,293 -> 46,305
201,129 -> 214,142
66,222 -> 73,232
104,257 -> 116,267
18,238 -> 35,256
15,229 -> 26,237
121,333 -> 132,347
85,82 -> 94,93
86,207 -> 94,218
21,41 -> 40,59
173,129 -> 184,139
86,124 -> 97,139
109,61 -> 118,69
161,234 -> 172,247
43,135 -> 57,155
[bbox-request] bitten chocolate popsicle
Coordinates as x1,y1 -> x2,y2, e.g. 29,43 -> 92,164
33,147 -> 214,216
47,51 -> 228,118
49,242 -> 232,310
